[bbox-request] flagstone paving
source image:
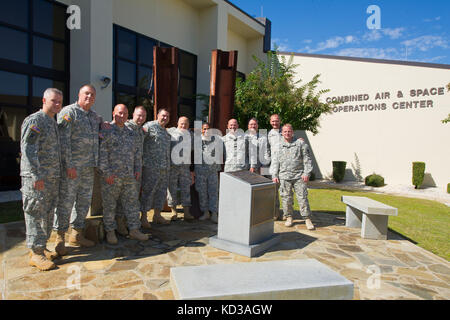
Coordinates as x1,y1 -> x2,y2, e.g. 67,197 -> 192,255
1,210 -> 449,300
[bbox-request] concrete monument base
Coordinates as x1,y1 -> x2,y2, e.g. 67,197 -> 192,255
170,259 -> 354,300
209,234 -> 280,258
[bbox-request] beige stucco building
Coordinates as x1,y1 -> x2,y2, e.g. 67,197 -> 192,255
279,52 -> 450,191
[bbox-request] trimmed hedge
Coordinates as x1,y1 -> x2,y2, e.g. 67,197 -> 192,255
332,161 -> 346,183
365,174 -> 385,187
412,162 -> 425,189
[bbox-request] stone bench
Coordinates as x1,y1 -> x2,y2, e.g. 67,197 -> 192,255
170,259 -> 354,300
341,196 -> 398,240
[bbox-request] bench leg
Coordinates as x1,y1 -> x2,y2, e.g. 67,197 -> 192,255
345,206 -> 363,228
361,215 -> 388,240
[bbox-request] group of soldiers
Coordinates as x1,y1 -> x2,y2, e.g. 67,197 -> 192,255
20,84 -> 315,272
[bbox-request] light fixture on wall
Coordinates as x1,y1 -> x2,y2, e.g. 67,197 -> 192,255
100,76 -> 111,89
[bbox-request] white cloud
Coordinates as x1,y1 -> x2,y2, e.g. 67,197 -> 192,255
423,16 -> 441,22
272,38 -> 292,52
382,27 -> 405,40
401,35 -> 449,52
363,27 -> 405,41
363,30 -> 382,42
334,48 -> 402,60
305,35 -> 357,53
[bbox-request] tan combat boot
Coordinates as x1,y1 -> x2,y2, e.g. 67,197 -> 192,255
54,230 -> 68,256
169,207 -> 178,221
29,248 -> 56,271
116,216 -> 129,236
106,230 -> 118,245
152,209 -> 169,224
183,206 -> 194,220
199,211 -> 210,221
68,228 -> 95,247
285,216 -> 293,227
305,218 -> 315,230
210,212 -> 218,224
28,249 -> 58,261
129,229 -> 149,241
140,212 -> 152,229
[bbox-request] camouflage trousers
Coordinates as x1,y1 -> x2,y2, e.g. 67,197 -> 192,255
100,176 -> 141,232
279,178 -> 311,218
195,167 -> 218,214
116,179 -> 141,217
53,167 -> 94,231
21,177 -> 59,249
167,165 -> 191,208
141,166 -> 169,212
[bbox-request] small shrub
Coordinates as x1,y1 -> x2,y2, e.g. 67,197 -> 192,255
365,174 -> 385,187
412,162 -> 425,189
332,161 -> 346,183
447,183 -> 450,194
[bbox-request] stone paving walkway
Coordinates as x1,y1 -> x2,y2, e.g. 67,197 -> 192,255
1,209 -> 449,300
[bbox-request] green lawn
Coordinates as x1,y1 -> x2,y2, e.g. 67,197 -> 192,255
0,201 -> 24,224
300,188 -> 450,261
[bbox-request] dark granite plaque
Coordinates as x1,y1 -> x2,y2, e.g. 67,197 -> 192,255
228,170 -> 272,185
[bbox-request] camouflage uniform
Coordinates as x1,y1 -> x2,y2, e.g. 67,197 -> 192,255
141,120 -> 171,212
195,136 -> 221,214
54,103 -> 102,232
246,132 -> 270,173
222,131 -> 248,172
20,110 -> 61,249
271,137 -> 313,219
266,129 -> 282,213
167,127 -> 192,208
98,123 -> 142,232
116,120 -> 145,217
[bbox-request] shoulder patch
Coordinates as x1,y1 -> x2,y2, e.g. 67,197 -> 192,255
63,114 -> 72,122
30,125 -> 41,134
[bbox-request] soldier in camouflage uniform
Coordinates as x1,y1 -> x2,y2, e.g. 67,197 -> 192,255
245,118 -> 270,174
223,119 -> 248,173
20,88 -> 63,271
196,123 -> 221,223
99,104 -> 148,244
271,124 -> 315,230
115,106 -> 147,235
266,114 -> 283,220
53,85 -> 103,253
141,109 -> 171,224
167,116 -> 195,221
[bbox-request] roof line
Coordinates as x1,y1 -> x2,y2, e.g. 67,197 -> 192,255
224,0 -> 266,27
277,51 -> 450,70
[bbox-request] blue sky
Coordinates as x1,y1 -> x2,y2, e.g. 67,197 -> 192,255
230,0 -> 450,65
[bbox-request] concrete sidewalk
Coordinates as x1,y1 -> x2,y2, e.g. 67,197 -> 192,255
1,209 -> 449,300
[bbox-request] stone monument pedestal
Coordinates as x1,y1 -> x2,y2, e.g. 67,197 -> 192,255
209,171 -> 280,257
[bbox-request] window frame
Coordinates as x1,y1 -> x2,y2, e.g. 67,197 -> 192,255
0,0 -> 70,113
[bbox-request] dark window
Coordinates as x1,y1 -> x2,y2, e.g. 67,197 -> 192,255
0,0 -> 70,190
0,27 -> 29,63
0,0 -> 29,28
33,36 -> 66,71
33,0 -> 66,40
0,71 -> 28,105
113,25 -> 197,123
